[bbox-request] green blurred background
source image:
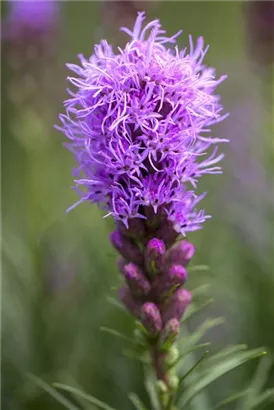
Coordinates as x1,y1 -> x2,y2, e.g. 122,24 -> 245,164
2,1 -> 273,409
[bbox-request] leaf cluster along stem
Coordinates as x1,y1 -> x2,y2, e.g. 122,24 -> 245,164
151,344 -> 168,384
149,338 -> 176,410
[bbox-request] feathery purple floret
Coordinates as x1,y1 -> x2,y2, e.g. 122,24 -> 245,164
57,12 -> 228,235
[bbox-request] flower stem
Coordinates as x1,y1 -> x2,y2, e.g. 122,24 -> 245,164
151,344 -> 168,384
150,339 -> 176,410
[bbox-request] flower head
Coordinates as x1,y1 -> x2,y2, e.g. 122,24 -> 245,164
4,0 -> 58,39
58,12 -> 228,235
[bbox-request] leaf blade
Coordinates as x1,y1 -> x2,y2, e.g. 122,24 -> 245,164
100,326 -> 133,343
128,392 -> 148,410
28,374 -> 80,410
180,349 -> 266,407
54,383 -> 117,410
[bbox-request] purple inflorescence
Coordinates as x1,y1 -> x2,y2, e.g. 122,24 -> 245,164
4,0 -> 59,39
114,231 -> 194,335
58,12 -> 228,349
58,11 -> 228,235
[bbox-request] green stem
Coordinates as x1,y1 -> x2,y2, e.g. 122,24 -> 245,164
150,340 -> 175,410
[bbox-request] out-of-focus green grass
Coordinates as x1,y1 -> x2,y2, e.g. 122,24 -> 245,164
2,1 -> 273,409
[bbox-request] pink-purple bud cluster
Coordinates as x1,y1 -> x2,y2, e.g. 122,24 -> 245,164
111,226 -> 193,338
58,12 -> 228,236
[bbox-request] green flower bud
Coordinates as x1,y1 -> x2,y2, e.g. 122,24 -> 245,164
156,380 -> 168,394
168,374 -> 179,391
166,345 -> 179,367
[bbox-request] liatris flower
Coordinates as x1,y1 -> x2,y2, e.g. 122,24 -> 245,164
58,12 -> 228,235
58,11 -> 227,395
3,0 -> 61,150
3,0 -> 58,40
3,0 -> 59,72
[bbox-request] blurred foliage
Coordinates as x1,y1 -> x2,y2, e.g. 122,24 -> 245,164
1,1 -> 274,410
24,284 -> 274,410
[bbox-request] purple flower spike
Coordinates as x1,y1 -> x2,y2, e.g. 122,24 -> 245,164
119,284 -> 141,317
122,262 -> 151,296
57,10 -> 227,391
141,302 -> 162,334
58,11 -> 228,235
4,0 -> 59,40
145,238 -> 166,273
163,288 -> 192,323
168,240 -> 195,267
110,230 -> 143,264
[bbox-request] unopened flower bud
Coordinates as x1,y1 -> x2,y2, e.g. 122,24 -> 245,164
163,288 -> 192,323
110,230 -> 143,264
162,318 -> 180,344
166,345 -> 179,366
154,264 -> 187,299
122,262 -> 151,296
141,302 -> 162,334
168,240 -> 195,267
156,380 -> 168,394
145,238 -> 166,275
156,379 -> 169,407
168,374 -> 179,391
118,285 -> 141,317
167,264 -> 187,287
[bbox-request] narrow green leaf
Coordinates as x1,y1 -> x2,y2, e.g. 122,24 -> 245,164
100,326 -> 133,343
122,348 -> 150,363
161,332 -> 178,352
135,321 -> 150,337
106,296 -> 125,311
180,317 -> 225,351
57,376 -> 96,410
54,384 -> 116,410
251,355 -> 272,394
181,299 -> 214,323
128,392 -> 148,410
175,326 -> 212,410
250,388 -> 274,409
191,284 -> 211,298
239,355 -> 272,410
144,366 -> 161,410
179,351 -> 209,384
213,389 -> 249,409
28,374 -> 79,410
175,343 -> 211,366
205,344 -> 248,366
163,284 -> 181,302
180,348 -> 266,407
